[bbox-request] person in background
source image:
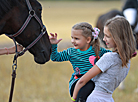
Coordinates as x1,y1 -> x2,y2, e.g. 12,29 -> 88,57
122,0 -> 138,30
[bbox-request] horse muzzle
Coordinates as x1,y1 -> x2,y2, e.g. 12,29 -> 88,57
34,48 -> 52,64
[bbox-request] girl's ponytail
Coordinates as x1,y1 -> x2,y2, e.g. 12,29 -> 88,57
92,38 -> 100,59
91,28 -> 100,59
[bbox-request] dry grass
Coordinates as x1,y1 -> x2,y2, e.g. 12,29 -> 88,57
41,1 -> 122,42
0,1 -> 138,102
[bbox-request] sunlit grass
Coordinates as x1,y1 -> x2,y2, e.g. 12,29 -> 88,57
0,1 -> 138,102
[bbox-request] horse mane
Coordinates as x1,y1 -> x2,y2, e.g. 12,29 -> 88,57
0,0 -> 19,20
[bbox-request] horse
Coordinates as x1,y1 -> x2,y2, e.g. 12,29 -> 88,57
96,9 -> 138,49
0,0 -> 52,64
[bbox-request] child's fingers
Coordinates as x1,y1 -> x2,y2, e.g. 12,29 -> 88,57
50,33 -> 54,37
49,33 -> 55,40
55,33 -> 57,38
17,44 -> 23,51
57,38 -> 62,43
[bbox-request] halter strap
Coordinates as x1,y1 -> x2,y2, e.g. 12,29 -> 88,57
6,0 -> 46,60
17,25 -> 46,57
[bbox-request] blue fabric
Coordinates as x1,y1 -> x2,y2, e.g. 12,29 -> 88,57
50,44 -> 111,93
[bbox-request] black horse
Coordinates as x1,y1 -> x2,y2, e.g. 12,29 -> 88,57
0,0 -> 52,64
96,9 -> 138,49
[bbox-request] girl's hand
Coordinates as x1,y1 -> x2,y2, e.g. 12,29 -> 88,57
17,44 -> 23,52
0,44 -> 23,55
49,33 -> 62,44
9,44 -> 23,54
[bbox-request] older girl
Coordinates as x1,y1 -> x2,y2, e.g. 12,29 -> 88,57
72,16 -> 136,102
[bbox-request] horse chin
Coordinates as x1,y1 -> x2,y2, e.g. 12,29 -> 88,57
34,55 -> 50,64
33,49 -> 51,64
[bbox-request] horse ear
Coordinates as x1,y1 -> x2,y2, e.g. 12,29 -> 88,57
0,21 -> 6,34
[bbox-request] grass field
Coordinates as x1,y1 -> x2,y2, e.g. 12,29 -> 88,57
0,1 -> 138,102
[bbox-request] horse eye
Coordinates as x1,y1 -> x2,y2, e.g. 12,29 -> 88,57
38,8 -> 42,11
37,8 -> 42,13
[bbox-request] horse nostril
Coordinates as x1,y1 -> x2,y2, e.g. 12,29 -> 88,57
41,50 -> 46,56
41,48 -> 51,60
41,50 -> 45,54
41,50 -> 48,59
41,50 -> 45,53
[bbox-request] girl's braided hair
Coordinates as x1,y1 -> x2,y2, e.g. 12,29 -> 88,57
72,22 -> 100,59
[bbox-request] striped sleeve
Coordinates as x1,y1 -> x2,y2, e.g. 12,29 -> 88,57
99,47 -> 111,57
50,44 -> 70,61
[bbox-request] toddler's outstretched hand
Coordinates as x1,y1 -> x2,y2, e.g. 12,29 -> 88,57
49,33 -> 62,44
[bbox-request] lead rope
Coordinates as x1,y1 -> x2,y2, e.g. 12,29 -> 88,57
7,0 -> 46,101
9,38 -> 18,102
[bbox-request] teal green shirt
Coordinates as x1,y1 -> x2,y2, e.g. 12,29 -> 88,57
50,44 -> 111,92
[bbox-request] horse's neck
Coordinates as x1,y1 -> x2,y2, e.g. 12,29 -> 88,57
0,20 -> 6,34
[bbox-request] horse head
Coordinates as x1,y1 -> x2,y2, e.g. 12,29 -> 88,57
0,0 -> 51,64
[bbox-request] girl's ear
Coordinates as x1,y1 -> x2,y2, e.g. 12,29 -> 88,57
87,37 -> 92,44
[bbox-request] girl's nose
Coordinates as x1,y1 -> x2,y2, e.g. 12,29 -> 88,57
71,38 -> 74,43
103,36 -> 106,42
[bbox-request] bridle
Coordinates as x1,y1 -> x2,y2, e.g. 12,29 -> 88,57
6,0 -> 46,60
6,0 -> 47,102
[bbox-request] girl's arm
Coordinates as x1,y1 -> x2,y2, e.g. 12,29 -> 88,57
72,65 -> 102,101
50,33 -> 70,61
0,48 -> 9,55
0,44 -> 23,55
